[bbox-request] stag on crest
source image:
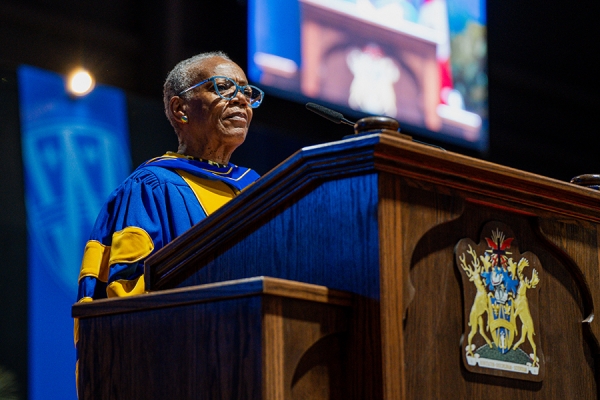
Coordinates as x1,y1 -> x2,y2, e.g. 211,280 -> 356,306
512,261 -> 540,367
459,244 -> 493,356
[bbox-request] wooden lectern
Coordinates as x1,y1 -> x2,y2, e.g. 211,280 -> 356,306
74,132 -> 600,399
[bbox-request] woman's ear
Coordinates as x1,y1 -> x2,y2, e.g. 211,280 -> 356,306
169,96 -> 188,125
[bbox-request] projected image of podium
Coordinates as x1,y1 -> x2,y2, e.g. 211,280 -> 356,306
299,0 -> 441,133
74,131 -> 600,399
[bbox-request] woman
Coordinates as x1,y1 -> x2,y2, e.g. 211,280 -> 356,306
76,51 -> 263,301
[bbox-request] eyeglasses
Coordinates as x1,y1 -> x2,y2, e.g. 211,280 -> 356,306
178,76 -> 264,108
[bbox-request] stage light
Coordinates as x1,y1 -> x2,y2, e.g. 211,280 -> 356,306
66,69 -> 95,97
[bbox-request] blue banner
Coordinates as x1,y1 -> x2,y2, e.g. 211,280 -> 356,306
18,65 -> 131,399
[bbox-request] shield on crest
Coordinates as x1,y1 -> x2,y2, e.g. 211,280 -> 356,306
455,221 -> 544,381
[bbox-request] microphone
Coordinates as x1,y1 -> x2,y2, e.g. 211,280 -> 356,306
305,102 -> 401,135
304,102 -> 445,150
306,102 -> 355,127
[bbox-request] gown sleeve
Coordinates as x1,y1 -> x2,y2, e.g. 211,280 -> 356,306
76,167 -> 207,302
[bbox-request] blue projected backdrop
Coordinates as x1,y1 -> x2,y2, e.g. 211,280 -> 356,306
18,65 -> 131,399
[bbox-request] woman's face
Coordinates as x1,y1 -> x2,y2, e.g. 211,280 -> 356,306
179,57 -> 254,158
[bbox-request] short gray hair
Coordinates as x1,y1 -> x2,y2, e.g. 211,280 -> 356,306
163,51 -> 231,127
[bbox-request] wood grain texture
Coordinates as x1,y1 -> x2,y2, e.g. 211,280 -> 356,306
402,201 -> 597,398
132,132 -> 600,399
76,278 -> 352,400
536,219 -> 600,347
145,136 -> 382,291
378,172 -> 465,399
78,296 -> 264,399
73,276 -> 352,319
173,175 -> 381,297
279,297 -> 349,399
146,131 -> 600,293
149,173 -> 381,296
263,297 -> 285,400
373,133 -> 600,222
154,174 -> 384,399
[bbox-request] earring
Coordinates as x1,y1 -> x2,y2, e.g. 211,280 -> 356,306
181,115 -> 188,123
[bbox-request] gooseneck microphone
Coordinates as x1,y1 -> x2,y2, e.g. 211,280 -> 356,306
305,102 -> 355,127
305,102 -> 445,150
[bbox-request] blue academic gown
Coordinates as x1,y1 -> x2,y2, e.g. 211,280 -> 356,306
76,153 -> 260,302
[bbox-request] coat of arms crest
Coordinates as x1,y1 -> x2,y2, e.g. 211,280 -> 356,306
455,222 -> 544,381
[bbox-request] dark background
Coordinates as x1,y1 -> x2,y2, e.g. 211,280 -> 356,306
0,0 -> 598,398
2,0 -> 599,179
